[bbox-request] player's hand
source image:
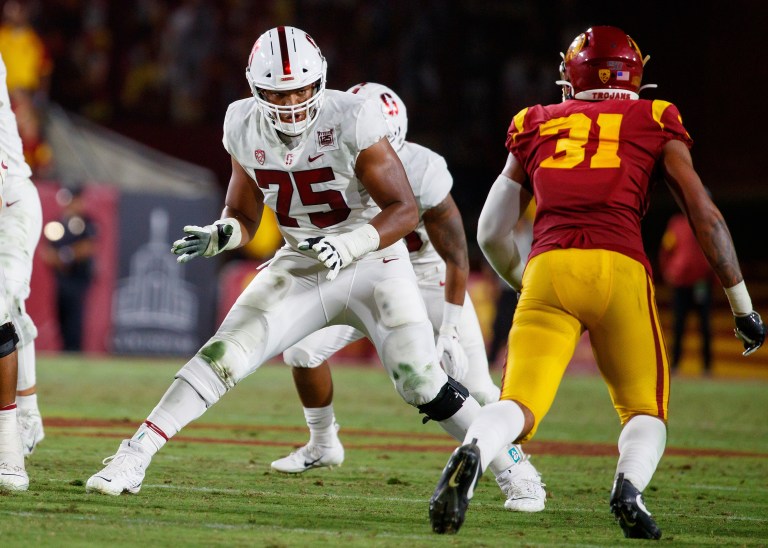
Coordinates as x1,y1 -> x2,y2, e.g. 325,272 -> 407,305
734,311 -> 765,356
172,220 -> 237,263
436,324 -> 469,382
298,235 -> 353,281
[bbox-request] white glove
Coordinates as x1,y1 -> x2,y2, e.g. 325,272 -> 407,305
298,224 -> 380,281
171,218 -> 241,263
435,303 -> 469,381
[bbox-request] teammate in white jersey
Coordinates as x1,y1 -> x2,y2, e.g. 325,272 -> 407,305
86,26 -> 508,497
0,53 -> 43,458
0,149 -> 28,491
269,83 -> 546,512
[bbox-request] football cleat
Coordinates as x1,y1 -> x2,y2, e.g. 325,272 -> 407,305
271,440 -> 344,473
0,459 -> 28,491
86,440 -> 151,496
495,455 -> 546,512
18,408 -> 45,457
609,473 -> 662,540
429,439 -> 482,534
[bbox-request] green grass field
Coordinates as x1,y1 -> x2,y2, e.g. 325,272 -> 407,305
2,355 -> 767,547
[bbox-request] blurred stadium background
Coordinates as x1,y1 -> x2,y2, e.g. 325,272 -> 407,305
6,0 -> 766,376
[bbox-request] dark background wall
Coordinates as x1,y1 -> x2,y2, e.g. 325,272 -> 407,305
37,0 -> 766,269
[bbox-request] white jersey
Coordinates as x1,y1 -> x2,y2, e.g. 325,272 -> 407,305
0,54 -> 33,183
223,89 -> 389,252
398,141 -> 452,269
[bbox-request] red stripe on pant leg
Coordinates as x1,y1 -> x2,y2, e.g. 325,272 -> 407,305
645,274 -> 666,419
144,420 -> 169,441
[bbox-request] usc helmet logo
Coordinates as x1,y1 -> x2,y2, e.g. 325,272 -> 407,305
564,33 -> 585,64
599,69 -> 611,83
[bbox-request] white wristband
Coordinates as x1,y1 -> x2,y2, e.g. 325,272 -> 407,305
724,281 -> 752,316
442,302 -> 463,329
215,218 -> 243,252
337,223 -> 380,261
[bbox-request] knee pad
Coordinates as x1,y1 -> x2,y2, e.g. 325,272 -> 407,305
417,376 -> 471,423
374,277 -> 428,327
175,356 -> 229,407
382,322 -> 445,405
0,322 -> 19,358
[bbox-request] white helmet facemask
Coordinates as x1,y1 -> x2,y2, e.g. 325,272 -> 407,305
245,26 -> 327,137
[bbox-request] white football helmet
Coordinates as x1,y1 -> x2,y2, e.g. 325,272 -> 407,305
347,82 -> 408,151
246,26 -> 327,136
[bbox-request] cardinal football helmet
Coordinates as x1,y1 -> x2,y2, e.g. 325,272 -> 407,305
557,26 -> 648,101
347,82 -> 408,151
246,26 -> 327,136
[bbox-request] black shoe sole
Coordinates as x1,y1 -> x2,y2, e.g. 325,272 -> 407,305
429,444 -> 481,534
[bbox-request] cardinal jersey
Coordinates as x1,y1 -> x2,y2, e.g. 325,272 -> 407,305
398,141 -> 452,268
223,89 -> 389,251
506,99 -> 692,274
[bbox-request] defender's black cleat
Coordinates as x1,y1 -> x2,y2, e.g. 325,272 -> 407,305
429,439 -> 482,534
609,473 -> 662,540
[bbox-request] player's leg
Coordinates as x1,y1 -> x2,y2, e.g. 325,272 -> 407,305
0,181 -> 43,457
86,254 -> 334,495
430,251 -> 582,533
420,273 -> 545,511
588,252 -> 667,540
272,326 -> 363,472
0,289 -> 27,490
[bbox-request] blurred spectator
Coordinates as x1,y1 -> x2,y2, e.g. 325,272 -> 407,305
9,87 -> 51,177
659,212 -> 715,375
0,0 -> 52,105
41,187 -> 97,352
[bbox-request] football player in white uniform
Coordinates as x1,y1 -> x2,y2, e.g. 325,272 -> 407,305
86,26 -> 500,496
0,148 -> 29,491
0,53 -> 44,458
271,83 -> 546,512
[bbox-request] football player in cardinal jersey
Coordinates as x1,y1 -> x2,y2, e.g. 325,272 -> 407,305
270,82 -> 546,512
86,26 -> 498,499
430,26 -> 765,538
0,53 -> 44,460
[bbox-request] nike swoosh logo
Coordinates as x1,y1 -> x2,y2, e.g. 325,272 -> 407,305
303,457 -> 322,468
95,475 -> 113,482
308,153 -> 324,162
447,460 -> 465,488
5,200 -> 19,207
382,257 -> 399,263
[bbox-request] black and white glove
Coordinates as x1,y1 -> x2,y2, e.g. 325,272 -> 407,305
171,218 -> 241,263
298,224 -> 380,281
734,311 -> 765,356
435,303 -> 469,381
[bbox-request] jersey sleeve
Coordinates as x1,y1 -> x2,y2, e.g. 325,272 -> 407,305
221,102 -> 237,156
651,100 -> 693,148
417,152 -> 452,211
354,98 -> 389,152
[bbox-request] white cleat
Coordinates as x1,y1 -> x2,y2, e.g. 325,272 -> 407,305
0,459 -> 29,491
271,440 -> 344,473
18,408 -> 45,457
496,455 -> 547,512
86,440 -> 151,496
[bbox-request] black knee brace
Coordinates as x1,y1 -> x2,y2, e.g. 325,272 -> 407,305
0,322 -> 19,358
417,376 -> 470,423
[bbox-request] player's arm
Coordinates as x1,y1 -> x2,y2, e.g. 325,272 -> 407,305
661,139 -> 764,354
424,192 -> 471,380
355,137 -> 419,246
477,152 -> 533,291
299,138 -> 418,280
423,193 -> 468,306
172,156 -> 264,263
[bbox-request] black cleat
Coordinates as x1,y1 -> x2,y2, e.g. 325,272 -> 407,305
609,473 -> 662,540
429,439 -> 482,534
